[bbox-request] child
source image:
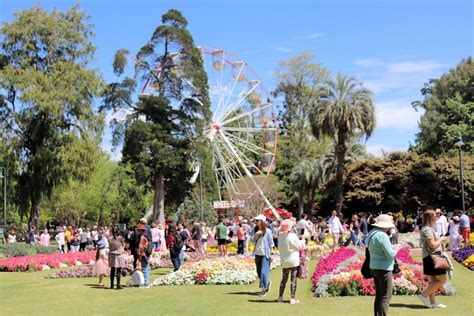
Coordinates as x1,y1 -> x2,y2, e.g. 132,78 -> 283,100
40,229 -> 50,247
298,236 -> 308,279
55,227 -> 65,253
93,239 -> 109,288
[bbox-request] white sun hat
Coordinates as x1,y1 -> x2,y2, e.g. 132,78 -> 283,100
254,214 -> 266,222
372,214 -> 395,229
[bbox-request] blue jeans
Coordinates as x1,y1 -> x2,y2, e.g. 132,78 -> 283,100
171,256 -> 181,271
153,241 -> 159,250
179,249 -> 185,265
141,257 -> 150,286
255,255 -> 270,289
360,234 -> 368,247
351,232 -> 359,245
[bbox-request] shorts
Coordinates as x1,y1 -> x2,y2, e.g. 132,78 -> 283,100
423,256 -> 447,276
461,227 -> 471,240
217,239 -> 227,246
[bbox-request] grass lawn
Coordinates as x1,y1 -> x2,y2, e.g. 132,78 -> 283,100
0,255 -> 473,316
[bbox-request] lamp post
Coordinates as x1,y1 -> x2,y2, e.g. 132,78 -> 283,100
0,167 -> 6,230
454,136 -> 465,213
195,157 -> 204,221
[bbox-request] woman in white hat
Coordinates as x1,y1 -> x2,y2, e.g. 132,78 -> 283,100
252,214 -> 274,297
366,214 -> 399,316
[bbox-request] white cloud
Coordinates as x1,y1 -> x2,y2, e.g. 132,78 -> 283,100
366,144 -> 393,157
386,60 -> 447,73
105,108 -> 132,125
308,32 -> 324,39
375,99 -> 423,130
272,46 -> 294,53
355,58 -> 384,67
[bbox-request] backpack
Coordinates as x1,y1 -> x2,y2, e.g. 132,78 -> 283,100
171,233 -> 184,255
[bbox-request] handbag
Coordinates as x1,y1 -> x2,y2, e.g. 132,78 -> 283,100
361,232 -> 381,279
431,252 -> 450,270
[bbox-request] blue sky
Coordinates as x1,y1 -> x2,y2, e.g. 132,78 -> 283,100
2,0 -> 473,159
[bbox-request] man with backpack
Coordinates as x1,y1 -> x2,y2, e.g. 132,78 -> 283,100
166,224 -> 184,271
136,223 -> 153,288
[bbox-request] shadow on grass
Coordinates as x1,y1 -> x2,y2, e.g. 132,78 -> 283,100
390,303 -> 426,310
84,283 -> 108,289
226,291 -> 261,296
248,299 -> 284,304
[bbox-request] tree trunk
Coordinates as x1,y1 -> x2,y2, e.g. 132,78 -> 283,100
335,133 -> 347,213
29,193 -> 41,231
298,189 -> 304,220
153,172 -> 165,226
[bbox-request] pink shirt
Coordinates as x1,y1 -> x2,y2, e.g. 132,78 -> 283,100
237,227 -> 246,240
40,233 -> 50,247
151,228 -> 160,242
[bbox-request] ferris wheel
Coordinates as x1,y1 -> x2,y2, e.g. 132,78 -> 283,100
139,46 -> 279,218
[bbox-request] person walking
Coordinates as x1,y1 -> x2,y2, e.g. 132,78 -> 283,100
40,228 -> 50,247
360,214 -> 369,247
91,226 -> 99,249
448,216 -> 461,251
136,223 -> 152,288
458,210 -> 471,248
215,218 -> 228,257
367,214 -> 399,316
65,226 -> 73,252
93,239 -> 109,288
328,210 -> 343,252
191,220 -> 203,256
252,214 -> 274,297
277,219 -> 300,304
79,228 -> 88,252
434,209 -> 448,251
350,214 -> 361,246
237,222 -> 246,255
418,209 -> 449,309
55,227 -> 65,253
108,226 -> 126,290
151,223 -> 160,251
166,224 -> 183,271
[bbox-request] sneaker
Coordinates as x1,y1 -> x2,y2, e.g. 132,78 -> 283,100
290,298 -> 300,304
139,284 -> 150,289
417,294 -> 432,308
432,302 -> 447,309
277,297 -> 284,303
258,291 -> 266,297
265,281 -> 272,293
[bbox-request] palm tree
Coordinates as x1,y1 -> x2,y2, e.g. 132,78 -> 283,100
290,158 -> 325,218
310,73 -> 375,212
322,138 -> 371,176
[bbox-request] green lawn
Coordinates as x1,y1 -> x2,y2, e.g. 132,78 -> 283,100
0,256 -> 473,316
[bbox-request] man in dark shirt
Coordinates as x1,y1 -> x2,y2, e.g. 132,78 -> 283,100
359,214 -> 369,246
191,220 -> 203,255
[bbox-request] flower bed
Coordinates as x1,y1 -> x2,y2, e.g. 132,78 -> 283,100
312,247 -> 455,297
452,248 -> 474,271
152,255 -> 280,286
0,251 -> 95,272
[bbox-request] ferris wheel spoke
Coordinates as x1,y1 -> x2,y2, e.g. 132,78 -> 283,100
224,131 -> 274,155
219,80 -> 261,123
213,143 -> 238,194
220,103 -> 272,127
222,127 -> 277,133
219,133 -> 261,173
219,62 -> 245,121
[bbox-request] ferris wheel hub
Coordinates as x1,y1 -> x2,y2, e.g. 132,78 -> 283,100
212,123 -> 221,131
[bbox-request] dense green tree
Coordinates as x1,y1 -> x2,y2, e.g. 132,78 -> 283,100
0,5 -> 104,230
272,51 -> 330,211
103,9 -> 210,226
413,57 -> 474,156
310,73 -> 375,213
320,152 -> 473,214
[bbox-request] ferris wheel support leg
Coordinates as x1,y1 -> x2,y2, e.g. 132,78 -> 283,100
218,132 -> 281,221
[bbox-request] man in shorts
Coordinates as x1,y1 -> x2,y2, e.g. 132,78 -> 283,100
215,218 -> 228,257
459,210 -> 471,248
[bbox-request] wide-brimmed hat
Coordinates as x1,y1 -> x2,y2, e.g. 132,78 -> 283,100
372,214 -> 395,229
279,219 -> 294,233
435,208 -> 442,213
254,214 -> 266,222
452,215 -> 460,221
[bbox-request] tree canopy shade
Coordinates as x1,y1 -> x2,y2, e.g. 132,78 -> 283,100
310,74 -> 375,213
413,57 -> 474,156
320,152 -> 473,215
102,9 -> 210,226
0,5 -> 104,230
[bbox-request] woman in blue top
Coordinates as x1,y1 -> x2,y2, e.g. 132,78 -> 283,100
252,214 -> 274,297
367,214 -> 399,316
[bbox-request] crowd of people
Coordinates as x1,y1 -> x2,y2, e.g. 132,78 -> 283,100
1,207 -> 472,312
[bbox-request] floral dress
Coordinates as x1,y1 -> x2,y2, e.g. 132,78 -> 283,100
108,237 -> 126,268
